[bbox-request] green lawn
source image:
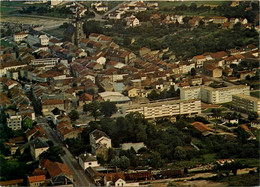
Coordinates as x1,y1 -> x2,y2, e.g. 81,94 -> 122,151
218,173 -> 259,186
202,153 -> 216,163
1,1 -> 44,15
44,27 -> 64,39
236,158 -> 260,167
0,39 -> 13,47
158,1 -> 224,8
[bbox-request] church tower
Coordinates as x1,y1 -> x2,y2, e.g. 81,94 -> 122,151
64,7 -> 85,46
73,7 -> 85,46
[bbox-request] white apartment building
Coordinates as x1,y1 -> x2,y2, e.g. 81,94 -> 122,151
27,31 -> 49,46
13,33 -> 28,42
232,94 -> 260,115
7,114 -> 22,130
122,99 -> 201,119
51,0 -> 63,6
30,58 -> 59,67
201,85 -> 250,104
180,86 -> 201,100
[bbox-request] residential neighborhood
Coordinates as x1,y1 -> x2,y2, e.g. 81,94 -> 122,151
0,0 -> 259,186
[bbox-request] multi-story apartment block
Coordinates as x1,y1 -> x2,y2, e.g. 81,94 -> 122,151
121,99 -> 201,119
180,86 -> 201,100
7,114 -> 22,130
232,94 -> 260,115
27,30 -> 49,46
30,58 -> 59,68
201,85 -> 249,104
13,33 -> 28,42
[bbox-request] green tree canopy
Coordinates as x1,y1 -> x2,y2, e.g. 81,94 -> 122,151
100,101 -> 117,117
84,101 -> 101,120
68,110 -> 79,122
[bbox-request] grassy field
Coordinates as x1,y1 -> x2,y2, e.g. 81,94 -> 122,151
1,1 -> 44,15
44,27 -> 64,39
236,158 -> 259,167
217,173 -> 259,186
158,1 -> 225,9
0,39 -> 13,47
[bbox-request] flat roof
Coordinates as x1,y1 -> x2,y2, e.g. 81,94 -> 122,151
233,94 -> 260,102
201,85 -> 249,91
121,99 -> 200,109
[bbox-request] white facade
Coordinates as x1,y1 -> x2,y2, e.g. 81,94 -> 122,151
123,99 -> 201,119
7,115 -> 22,130
78,153 -> 100,170
232,94 -> 260,115
30,58 -> 59,67
13,33 -> 28,42
180,86 -> 201,100
201,85 -> 250,104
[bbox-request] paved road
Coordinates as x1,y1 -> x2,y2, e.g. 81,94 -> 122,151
102,1 -> 126,17
39,120 -> 94,186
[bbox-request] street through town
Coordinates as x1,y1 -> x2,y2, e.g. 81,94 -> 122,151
39,119 -> 94,186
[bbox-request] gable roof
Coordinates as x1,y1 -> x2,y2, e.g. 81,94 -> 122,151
90,129 -> 110,140
191,121 -> 213,133
105,172 -> 125,183
42,99 -> 63,106
46,161 -> 72,178
79,93 -> 93,102
28,175 -> 46,183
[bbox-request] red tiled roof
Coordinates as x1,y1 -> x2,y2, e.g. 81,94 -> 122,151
79,93 -> 93,102
213,16 -> 227,19
28,175 -> 46,183
89,33 -> 101,37
32,168 -> 47,176
240,124 -> 250,131
193,55 -> 205,60
192,121 -> 213,133
105,172 -> 125,183
210,51 -> 228,59
42,99 -> 63,106
40,159 -> 51,169
0,179 -> 23,186
46,161 -> 72,178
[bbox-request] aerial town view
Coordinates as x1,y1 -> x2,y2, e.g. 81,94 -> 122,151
0,0 -> 259,186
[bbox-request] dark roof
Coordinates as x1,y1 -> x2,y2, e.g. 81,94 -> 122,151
31,137 -> 49,149
51,107 -> 64,115
79,153 -> 97,162
50,175 -> 73,186
90,129 -> 109,140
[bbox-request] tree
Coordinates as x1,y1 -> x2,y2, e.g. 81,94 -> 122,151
211,108 -> 222,117
110,156 -> 120,168
40,146 -> 65,162
68,110 -> 79,122
248,111 -> 258,121
84,101 -> 101,120
100,101 -> 117,117
149,151 -> 164,169
174,146 -> 187,160
22,117 -> 33,130
191,68 -> 196,76
120,156 -> 130,170
148,89 -> 159,101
